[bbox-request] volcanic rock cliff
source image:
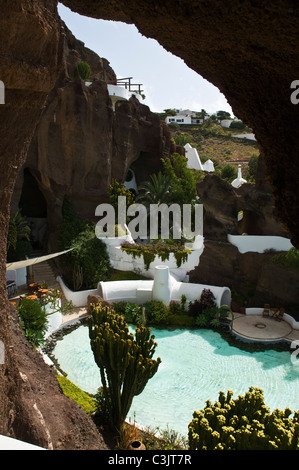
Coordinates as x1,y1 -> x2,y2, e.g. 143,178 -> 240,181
11,23 -> 178,251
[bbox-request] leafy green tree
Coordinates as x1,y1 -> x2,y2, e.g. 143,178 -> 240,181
221,163 -> 237,182
159,108 -> 177,120
172,133 -> 192,146
230,120 -> 245,130
136,172 -> 173,206
188,387 -> 299,450
216,110 -> 231,122
109,179 -> 135,224
196,109 -> 209,121
246,154 -> 259,181
58,198 -> 110,290
161,153 -> 199,206
7,210 -> 31,251
89,304 -> 161,431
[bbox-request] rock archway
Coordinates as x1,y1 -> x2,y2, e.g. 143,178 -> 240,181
0,0 -> 298,449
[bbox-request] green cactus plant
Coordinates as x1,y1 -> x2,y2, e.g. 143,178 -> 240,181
88,304 -> 161,431
188,386 -> 299,450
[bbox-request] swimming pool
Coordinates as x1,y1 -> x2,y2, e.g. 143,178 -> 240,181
52,324 -> 299,436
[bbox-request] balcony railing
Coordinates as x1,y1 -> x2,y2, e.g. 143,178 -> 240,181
117,77 -> 143,95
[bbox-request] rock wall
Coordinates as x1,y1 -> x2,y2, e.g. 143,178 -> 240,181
197,173 -> 289,241
189,240 -> 299,316
11,23 -> 178,251
0,1 -> 108,449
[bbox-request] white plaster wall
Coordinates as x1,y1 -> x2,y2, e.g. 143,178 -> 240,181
166,115 -> 192,124
107,84 -> 142,103
184,143 -> 204,171
44,300 -> 62,338
220,119 -> 233,128
15,267 -> 27,287
103,236 -> 204,281
57,276 -> 100,307
100,267 -> 231,307
227,234 -> 293,253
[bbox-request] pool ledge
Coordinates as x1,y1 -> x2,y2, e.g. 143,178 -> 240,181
231,312 -> 299,344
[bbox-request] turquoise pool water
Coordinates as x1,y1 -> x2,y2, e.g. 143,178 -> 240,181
52,324 -> 299,436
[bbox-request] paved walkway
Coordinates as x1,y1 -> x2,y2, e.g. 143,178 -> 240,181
231,312 -> 299,344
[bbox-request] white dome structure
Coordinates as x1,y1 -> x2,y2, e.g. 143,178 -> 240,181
231,164 -> 247,188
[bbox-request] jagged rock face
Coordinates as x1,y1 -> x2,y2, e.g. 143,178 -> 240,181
14,86 -> 177,251
11,23 -> 178,250
62,0 -> 299,248
0,1 -> 108,450
197,174 -> 289,241
189,240 -> 299,314
197,175 -> 239,240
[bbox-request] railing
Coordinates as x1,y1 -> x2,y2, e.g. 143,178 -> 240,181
117,77 -> 143,94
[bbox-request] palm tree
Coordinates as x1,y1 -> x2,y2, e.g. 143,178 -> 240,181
7,210 -> 31,250
136,172 -> 174,206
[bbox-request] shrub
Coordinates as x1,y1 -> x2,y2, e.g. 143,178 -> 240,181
221,163 -> 237,182
57,375 -> 96,415
230,120 -> 245,129
17,298 -> 48,347
124,303 -> 142,323
272,247 -> 299,273
109,179 -> 135,225
172,133 -> 192,146
168,300 -> 183,316
111,301 -> 127,316
70,228 -> 111,289
188,289 -> 216,317
121,239 -> 191,270
188,299 -> 202,317
150,301 -> 170,325
199,289 -> 217,311
77,60 -> 91,80
167,314 -> 195,327
58,198 -> 111,290
188,387 -> 299,450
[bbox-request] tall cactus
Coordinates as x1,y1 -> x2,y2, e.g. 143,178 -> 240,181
188,386 -> 299,450
88,303 -> 161,430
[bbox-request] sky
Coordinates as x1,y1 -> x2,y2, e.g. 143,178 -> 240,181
58,3 -> 233,115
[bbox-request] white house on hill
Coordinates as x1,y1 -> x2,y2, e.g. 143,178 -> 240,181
165,109 -> 209,125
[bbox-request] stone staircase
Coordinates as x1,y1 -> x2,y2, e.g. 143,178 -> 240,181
30,251 -> 60,289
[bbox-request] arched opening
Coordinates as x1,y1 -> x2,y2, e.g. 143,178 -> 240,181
124,168 -> 138,195
19,168 -> 48,249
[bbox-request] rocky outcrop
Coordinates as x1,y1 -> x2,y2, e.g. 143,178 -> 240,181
61,0 -> 299,248
11,23 -> 179,251
189,240 -> 299,316
0,1 -> 109,450
5,305 -> 108,450
197,173 -> 288,241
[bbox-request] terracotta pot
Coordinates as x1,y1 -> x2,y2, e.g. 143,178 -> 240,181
127,440 -> 146,450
